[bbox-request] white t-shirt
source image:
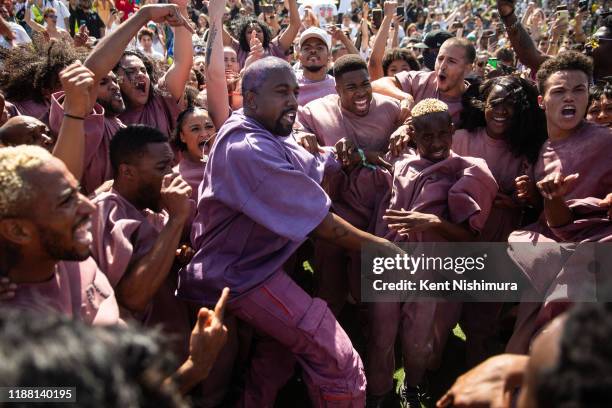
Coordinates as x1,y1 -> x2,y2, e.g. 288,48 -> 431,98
0,22 -> 32,48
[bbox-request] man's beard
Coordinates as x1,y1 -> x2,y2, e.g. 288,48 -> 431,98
97,97 -> 126,116
39,225 -> 89,262
303,64 -> 326,73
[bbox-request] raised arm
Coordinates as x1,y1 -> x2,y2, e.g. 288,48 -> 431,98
497,0 -> 547,72
222,25 -> 235,47
24,5 -> 46,33
52,62 -> 96,183
161,0 -> 194,101
368,1 -> 396,81
84,4 -> 192,84
276,0 -> 300,51
328,25 -> 359,55
205,0 -> 230,129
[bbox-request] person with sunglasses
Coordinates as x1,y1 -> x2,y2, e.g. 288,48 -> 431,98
25,6 -> 71,42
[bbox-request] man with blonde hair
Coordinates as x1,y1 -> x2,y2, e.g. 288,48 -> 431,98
0,145 -> 120,325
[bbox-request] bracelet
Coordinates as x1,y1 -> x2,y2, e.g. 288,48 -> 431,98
357,148 -> 377,170
64,113 -> 85,120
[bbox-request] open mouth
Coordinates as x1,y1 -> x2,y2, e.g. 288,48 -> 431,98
73,218 -> 92,247
134,80 -> 147,93
438,73 -> 447,83
354,97 -> 369,113
112,91 -> 123,101
561,105 -> 577,119
282,110 -> 296,123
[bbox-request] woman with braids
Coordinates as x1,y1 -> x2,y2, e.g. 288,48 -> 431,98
221,0 -> 300,69
454,75 -> 547,242
0,40 -> 77,124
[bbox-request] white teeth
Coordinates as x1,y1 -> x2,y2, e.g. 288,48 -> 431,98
74,220 -> 92,246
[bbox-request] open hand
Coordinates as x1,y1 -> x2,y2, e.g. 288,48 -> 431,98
384,209 -> 441,236
536,172 -> 579,200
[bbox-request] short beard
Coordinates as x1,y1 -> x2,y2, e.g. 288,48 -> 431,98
39,225 -> 89,262
303,65 -> 326,73
97,98 -> 126,117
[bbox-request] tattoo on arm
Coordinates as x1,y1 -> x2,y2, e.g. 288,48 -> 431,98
206,24 -> 218,67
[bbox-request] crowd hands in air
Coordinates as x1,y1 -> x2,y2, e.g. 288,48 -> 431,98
0,0 -> 611,405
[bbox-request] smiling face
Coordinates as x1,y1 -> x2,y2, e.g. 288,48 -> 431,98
179,109 -> 216,162
586,94 -> 612,128
539,70 -> 589,137
245,68 -> 299,136
336,68 -> 372,116
435,42 -> 471,94
412,111 -> 454,162
299,37 -> 329,73
484,85 -> 516,139
117,54 -> 150,109
97,72 -> 125,116
26,158 -> 96,262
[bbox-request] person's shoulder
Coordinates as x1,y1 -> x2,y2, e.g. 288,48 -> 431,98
305,93 -> 339,109
372,92 -> 400,108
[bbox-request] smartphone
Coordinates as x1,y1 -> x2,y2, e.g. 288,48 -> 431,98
396,6 -> 404,16
372,8 -> 383,29
487,57 -> 498,69
262,4 -> 274,14
556,4 -> 568,23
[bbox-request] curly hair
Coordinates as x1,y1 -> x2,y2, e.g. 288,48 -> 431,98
0,40 -> 77,103
113,49 -> 161,102
536,301 -> 612,408
382,48 -> 420,76
234,16 -> 273,52
0,308 -> 186,408
536,51 -> 593,94
460,75 -> 547,164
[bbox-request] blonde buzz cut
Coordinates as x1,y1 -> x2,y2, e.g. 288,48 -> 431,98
0,145 -> 52,218
410,98 -> 449,119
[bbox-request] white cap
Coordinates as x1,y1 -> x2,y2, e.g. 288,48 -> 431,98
299,27 -> 331,50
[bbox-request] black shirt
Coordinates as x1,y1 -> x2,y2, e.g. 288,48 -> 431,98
69,8 -> 105,38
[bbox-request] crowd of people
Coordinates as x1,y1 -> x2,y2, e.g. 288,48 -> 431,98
0,0 -> 611,405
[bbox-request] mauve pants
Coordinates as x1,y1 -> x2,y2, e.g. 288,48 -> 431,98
228,271 -> 366,407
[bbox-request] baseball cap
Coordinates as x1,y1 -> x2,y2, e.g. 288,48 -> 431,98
299,27 -> 332,50
423,29 -> 453,49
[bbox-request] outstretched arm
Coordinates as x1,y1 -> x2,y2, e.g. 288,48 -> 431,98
205,0 -> 230,129
372,76 -> 411,100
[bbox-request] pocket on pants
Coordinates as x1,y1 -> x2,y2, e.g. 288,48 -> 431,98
296,298 -> 327,335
